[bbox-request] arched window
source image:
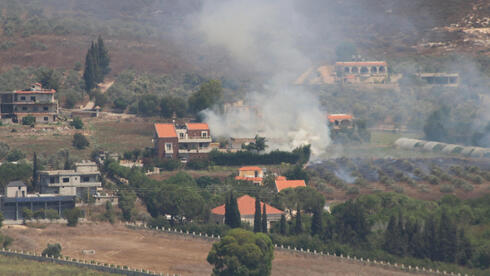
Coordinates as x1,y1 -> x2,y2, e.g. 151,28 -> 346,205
351,67 -> 358,73
360,67 -> 369,74
371,66 -> 378,73
379,66 -> 385,73
344,67 -> 350,73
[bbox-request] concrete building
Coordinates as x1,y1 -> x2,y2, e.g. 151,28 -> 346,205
0,83 -> 58,124
235,166 -> 264,185
417,73 -> 459,87
154,123 -> 214,160
210,195 -> 284,228
335,61 -> 389,84
0,181 -> 75,221
39,161 -> 102,197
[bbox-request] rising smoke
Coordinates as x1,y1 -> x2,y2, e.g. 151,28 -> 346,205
194,0 -> 331,155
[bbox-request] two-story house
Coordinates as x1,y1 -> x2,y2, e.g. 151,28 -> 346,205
39,161 -> 102,197
0,83 -> 58,123
154,123 -> 213,160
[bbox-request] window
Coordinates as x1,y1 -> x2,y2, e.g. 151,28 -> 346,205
201,131 -> 208,138
165,143 -> 172,151
33,106 -> 38,111
30,96 -> 36,101
44,117 -> 48,121
63,177 -> 69,183
82,176 -> 90,182
22,106 -> 27,111
179,133 -> 184,139
43,106 -> 49,111
50,176 -> 56,183
20,96 -> 26,101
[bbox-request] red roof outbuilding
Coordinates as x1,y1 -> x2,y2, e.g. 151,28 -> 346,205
275,179 -> 306,192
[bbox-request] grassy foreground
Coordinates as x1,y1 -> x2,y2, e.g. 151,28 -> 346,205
0,255 -> 115,276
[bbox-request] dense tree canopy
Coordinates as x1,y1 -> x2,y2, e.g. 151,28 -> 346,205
207,229 -> 274,276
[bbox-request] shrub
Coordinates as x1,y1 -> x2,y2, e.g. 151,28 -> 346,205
380,175 -> 394,186
469,174 -> 483,184
393,185 -> 404,193
155,159 -> 181,171
69,117 -> 83,129
426,175 -> 440,185
73,133 -> 89,149
462,183 -> 474,192
42,243 -> 61,258
186,158 -> 209,170
22,116 -> 36,126
33,209 -> 45,219
64,208 -> 82,227
440,184 -> 454,193
346,186 -> 359,195
45,209 -> 60,220
354,177 -> 368,187
6,149 -> 25,162
22,208 -> 33,221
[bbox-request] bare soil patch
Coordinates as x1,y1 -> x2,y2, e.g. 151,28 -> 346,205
2,223 -> 420,276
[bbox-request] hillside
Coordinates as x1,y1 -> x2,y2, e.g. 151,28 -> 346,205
0,0 -> 488,79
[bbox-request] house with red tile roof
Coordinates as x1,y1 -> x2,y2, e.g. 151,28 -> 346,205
274,179 -> 306,193
0,83 -> 58,124
327,114 -> 354,129
210,195 -> 284,228
153,122 -> 213,160
235,166 -> 264,185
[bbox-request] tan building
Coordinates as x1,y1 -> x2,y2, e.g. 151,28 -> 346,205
235,166 -> 264,185
417,73 -> 459,87
335,61 -> 389,84
0,83 -> 58,124
39,161 -> 102,197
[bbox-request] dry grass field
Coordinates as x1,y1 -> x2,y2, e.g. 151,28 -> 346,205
3,223 -> 420,276
0,254 -> 115,276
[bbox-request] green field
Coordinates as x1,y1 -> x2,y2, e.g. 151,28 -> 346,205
0,255 -> 115,276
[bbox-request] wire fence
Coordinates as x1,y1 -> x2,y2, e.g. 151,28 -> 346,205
127,222 -> 472,276
0,247 -> 177,276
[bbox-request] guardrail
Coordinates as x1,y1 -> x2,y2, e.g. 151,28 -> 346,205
0,247 -> 176,276
127,222 -> 472,276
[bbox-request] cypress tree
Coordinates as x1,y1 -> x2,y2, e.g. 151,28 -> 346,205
63,151 -> 71,170
397,212 -> 407,255
383,215 -> 398,254
261,204 -> 267,233
438,210 -> 457,262
295,205 -> 302,234
97,35 -> 111,76
457,228 -> 472,265
253,197 -> 261,233
424,215 -> 437,260
311,207 -> 323,236
280,214 -> 287,235
32,152 -> 38,192
83,47 -> 96,92
224,192 -> 231,227
227,192 -> 241,228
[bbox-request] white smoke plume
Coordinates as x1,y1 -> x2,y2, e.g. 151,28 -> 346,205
195,0 -> 330,155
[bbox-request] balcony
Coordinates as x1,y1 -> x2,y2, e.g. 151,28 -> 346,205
178,137 -> 212,143
179,147 -> 213,154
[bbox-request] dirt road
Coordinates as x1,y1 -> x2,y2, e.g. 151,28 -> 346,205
3,223 -> 419,276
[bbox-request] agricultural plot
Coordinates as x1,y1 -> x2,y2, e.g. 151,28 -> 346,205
309,157 -> 490,201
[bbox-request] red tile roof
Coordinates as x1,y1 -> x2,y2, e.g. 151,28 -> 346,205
154,123 -> 177,138
327,114 -> 353,123
186,123 -> 209,130
275,180 -> 306,192
239,166 -> 262,171
211,195 -> 284,216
